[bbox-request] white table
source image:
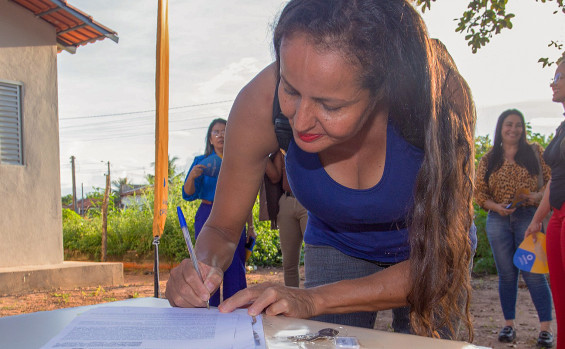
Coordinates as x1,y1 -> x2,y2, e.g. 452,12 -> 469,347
0,297 -> 481,348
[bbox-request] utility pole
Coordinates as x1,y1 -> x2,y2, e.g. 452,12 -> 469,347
101,161 -> 110,262
70,156 -> 77,213
81,183 -> 84,216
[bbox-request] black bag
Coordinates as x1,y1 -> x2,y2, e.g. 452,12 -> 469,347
259,152 -> 283,229
273,81 -> 292,153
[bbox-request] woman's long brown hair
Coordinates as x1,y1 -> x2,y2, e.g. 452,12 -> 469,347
273,0 -> 476,340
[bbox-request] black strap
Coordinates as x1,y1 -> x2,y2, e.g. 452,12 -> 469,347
531,144 -> 544,190
273,82 -> 293,152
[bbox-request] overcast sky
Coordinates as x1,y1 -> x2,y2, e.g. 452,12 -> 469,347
57,0 -> 565,196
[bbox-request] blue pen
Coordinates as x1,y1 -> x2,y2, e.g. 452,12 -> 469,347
176,206 -> 210,309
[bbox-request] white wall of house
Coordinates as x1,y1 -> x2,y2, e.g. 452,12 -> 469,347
0,0 -> 63,267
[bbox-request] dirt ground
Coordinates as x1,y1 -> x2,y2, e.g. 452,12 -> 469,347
0,264 -> 556,349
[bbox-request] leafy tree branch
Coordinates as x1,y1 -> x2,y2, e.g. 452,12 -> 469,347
415,0 -> 565,66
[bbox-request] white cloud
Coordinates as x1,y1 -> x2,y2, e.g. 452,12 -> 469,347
197,57 -> 263,97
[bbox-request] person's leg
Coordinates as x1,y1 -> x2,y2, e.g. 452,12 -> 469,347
193,203 -> 222,306
546,205 -> 565,349
277,195 -> 304,287
520,270 -> 553,321
486,211 -> 519,336
297,201 -> 308,235
193,202 -> 211,239
221,228 -> 248,301
512,207 -> 553,331
304,244 -> 381,329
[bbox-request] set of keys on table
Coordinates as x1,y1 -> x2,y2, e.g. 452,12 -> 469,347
286,328 -> 360,348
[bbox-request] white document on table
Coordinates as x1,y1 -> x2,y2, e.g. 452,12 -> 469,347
40,306 -> 265,349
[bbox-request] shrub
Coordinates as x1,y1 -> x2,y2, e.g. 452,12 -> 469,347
62,179 -> 285,267
472,204 -> 496,275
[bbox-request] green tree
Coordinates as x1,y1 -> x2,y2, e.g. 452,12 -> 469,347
526,122 -> 554,148
475,134 -> 492,168
112,177 -> 131,194
415,0 -> 565,66
112,177 -> 133,208
85,187 -> 116,216
146,155 -> 183,185
61,194 -> 73,206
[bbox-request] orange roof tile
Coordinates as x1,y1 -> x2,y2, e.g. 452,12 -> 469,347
10,0 -> 118,53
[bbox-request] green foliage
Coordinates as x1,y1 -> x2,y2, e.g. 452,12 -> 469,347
62,173 -> 283,266
146,155 -> 184,185
63,211 -> 103,260
248,221 -> 282,267
472,204 -> 496,275
159,200 -> 200,264
526,122 -> 554,148
61,194 -> 73,206
82,187 -> 117,218
62,208 -> 81,221
106,207 -> 153,258
415,0 -> 565,66
474,134 -> 492,168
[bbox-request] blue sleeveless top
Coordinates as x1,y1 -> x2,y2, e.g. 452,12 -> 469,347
286,123 -> 424,263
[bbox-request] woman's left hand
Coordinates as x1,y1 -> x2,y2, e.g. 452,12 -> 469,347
525,220 -> 543,242
521,192 -> 543,205
218,283 -> 317,318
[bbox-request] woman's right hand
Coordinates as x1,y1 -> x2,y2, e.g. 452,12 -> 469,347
188,164 -> 205,180
165,258 -> 223,308
525,220 -> 543,242
493,203 -> 516,216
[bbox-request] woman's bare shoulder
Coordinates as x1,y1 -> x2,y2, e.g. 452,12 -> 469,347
228,62 -> 280,154
236,63 -> 278,113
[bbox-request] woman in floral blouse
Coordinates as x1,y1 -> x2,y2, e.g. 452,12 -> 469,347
475,109 -> 553,347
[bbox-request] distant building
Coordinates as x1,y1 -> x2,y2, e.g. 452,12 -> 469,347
119,184 -> 150,209
63,198 -> 103,215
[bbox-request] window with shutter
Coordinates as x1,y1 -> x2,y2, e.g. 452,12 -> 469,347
0,80 -> 23,165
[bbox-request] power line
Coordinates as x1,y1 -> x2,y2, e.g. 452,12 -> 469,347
59,99 -> 233,120
59,125 -> 209,143
59,112 -> 219,131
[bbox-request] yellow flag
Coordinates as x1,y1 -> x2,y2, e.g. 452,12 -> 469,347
153,0 -> 169,237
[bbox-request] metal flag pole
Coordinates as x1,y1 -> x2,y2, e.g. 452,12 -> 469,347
153,236 -> 160,297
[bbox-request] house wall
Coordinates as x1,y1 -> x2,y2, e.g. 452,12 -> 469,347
0,0 -> 63,267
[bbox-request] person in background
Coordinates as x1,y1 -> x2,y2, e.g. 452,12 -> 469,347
180,118 -> 255,307
166,0 -> 476,340
475,109 -> 553,347
526,59 -> 565,349
264,149 -> 307,287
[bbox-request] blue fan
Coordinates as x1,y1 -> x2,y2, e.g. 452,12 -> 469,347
198,153 -> 222,177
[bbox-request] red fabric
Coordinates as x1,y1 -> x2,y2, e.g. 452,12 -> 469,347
547,203 -> 565,349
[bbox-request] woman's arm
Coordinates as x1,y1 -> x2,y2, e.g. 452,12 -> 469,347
525,179 -> 552,241
166,63 -> 280,308
219,260 -> 410,317
265,150 -> 283,184
182,164 -> 205,198
482,199 -> 516,216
